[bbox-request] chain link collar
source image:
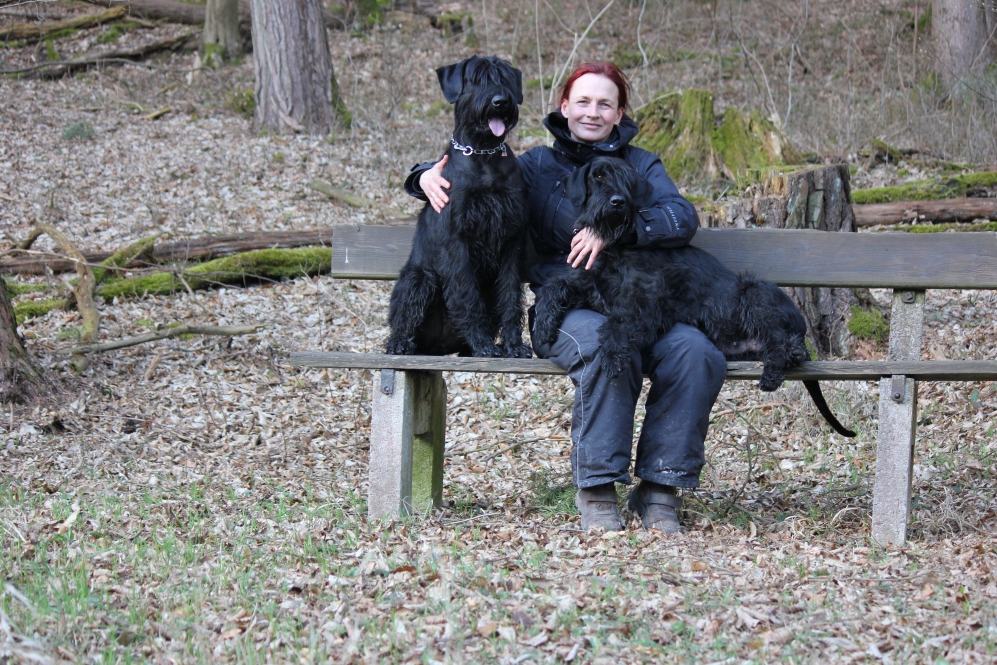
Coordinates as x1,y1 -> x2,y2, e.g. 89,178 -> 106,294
450,135 -> 508,156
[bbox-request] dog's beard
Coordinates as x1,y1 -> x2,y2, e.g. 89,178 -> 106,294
586,208 -> 634,247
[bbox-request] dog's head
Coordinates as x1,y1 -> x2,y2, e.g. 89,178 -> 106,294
436,56 -> 523,147
565,156 -> 654,246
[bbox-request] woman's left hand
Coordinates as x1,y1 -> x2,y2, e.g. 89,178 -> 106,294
568,228 -> 604,270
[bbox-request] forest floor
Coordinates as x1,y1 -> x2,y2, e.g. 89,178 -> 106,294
2,1 -> 997,663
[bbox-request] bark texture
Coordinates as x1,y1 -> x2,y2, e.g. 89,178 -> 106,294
932,0 -> 997,88
774,167 -> 858,359
0,280 -> 39,403
250,0 -> 342,134
204,0 -> 243,62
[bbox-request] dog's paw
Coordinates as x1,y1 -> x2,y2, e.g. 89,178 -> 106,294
531,321 -> 557,347
471,343 -> 503,358
758,373 -> 785,392
503,342 -> 533,359
385,338 -> 417,355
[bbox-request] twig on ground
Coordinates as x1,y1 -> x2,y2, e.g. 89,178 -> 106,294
63,324 -> 263,355
308,179 -> 373,208
35,223 -> 99,369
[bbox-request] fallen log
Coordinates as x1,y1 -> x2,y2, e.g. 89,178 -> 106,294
853,198 -> 997,227
0,6 -> 127,41
0,33 -> 195,78
96,247 -> 332,300
851,172 -> 997,204
309,180 -> 373,208
79,0 -> 346,30
64,323 -> 263,355
1,229 -> 330,275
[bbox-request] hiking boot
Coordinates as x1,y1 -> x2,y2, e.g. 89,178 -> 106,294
575,484 -> 623,532
628,481 -> 683,534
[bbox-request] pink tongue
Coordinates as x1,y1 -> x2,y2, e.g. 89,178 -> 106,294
488,118 -> 506,136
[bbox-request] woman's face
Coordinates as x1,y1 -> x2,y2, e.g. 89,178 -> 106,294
560,73 -> 624,144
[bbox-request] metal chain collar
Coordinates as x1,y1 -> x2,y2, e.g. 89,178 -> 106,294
450,135 -> 508,156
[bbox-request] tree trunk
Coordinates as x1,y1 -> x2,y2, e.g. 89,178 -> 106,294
203,0 -> 243,64
0,281 -> 39,403
250,0 -> 343,134
773,166 -> 859,359
932,0 -> 997,89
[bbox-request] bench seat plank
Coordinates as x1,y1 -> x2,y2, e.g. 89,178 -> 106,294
330,225 -> 997,290
289,352 -> 997,381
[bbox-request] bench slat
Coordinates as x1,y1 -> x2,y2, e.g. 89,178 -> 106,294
330,225 -> 997,289
289,352 -> 997,381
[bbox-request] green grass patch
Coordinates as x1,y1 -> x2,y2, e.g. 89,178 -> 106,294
3,280 -> 48,297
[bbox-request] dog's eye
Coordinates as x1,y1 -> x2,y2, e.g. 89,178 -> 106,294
595,175 -> 604,181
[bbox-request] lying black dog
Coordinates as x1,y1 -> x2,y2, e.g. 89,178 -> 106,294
532,156 -> 855,437
385,56 -> 532,358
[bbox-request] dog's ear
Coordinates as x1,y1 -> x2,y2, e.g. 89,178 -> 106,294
565,163 -> 591,208
436,59 -> 468,104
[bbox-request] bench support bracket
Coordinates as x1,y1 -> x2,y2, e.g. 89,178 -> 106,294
368,369 -> 446,520
872,289 -> 924,545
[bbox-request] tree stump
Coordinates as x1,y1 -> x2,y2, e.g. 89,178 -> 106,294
771,166 -> 858,358
203,0 -> 243,64
1,281 -> 40,403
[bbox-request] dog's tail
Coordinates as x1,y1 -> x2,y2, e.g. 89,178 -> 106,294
803,380 -> 856,438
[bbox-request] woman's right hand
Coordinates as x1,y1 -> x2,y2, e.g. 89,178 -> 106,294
420,155 -> 451,213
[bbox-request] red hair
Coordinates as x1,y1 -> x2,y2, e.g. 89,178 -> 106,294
559,62 -> 631,112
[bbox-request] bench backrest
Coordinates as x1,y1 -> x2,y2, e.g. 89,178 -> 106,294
331,225 -> 997,290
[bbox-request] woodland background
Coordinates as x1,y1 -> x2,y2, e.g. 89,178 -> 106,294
2,0 -> 997,663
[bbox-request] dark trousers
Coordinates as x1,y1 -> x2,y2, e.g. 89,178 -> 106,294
532,309 -> 726,489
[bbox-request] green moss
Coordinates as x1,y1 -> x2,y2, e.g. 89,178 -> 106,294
634,89 -> 800,185
96,247 -> 332,300
203,41 -> 225,67
851,172 -> 997,204
432,12 -> 469,35
329,72 -> 351,129
44,38 -> 59,62
97,21 -> 138,44
905,222 -> 997,233
224,88 -> 255,119
14,298 -> 64,326
525,76 -> 554,90
3,280 -> 48,297
848,305 -> 889,344
62,121 -> 95,141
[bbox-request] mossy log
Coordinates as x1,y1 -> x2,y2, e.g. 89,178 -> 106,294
14,298 -> 65,326
633,89 -> 801,185
0,6 -> 127,42
851,172 -> 997,204
96,247 -> 332,300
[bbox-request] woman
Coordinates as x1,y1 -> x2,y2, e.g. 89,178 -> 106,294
405,62 -> 726,533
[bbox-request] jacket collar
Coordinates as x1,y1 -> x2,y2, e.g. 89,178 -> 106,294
543,110 -> 639,163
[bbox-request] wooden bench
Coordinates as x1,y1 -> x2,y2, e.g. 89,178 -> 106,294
290,225 -> 997,544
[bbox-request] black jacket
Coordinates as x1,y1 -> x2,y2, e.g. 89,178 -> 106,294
404,110 -> 699,291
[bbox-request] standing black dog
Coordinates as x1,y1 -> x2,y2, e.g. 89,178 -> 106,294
385,56 -> 532,359
532,156 -> 856,437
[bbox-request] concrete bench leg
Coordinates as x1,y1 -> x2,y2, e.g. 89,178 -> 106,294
368,369 -> 446,520
872,290 -> 924,545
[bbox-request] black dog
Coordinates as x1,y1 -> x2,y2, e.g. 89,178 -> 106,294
385,56 -> 532,359
532,156 -> 855,437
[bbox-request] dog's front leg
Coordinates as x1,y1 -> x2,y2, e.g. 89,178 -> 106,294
532,274 -> 587,347
438,240 -> 503,357
385,266 -> 437,354
495,240 -> 532,358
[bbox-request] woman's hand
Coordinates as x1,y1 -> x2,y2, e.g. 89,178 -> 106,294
420,155 -> 451,213
568,228 -> 605,270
